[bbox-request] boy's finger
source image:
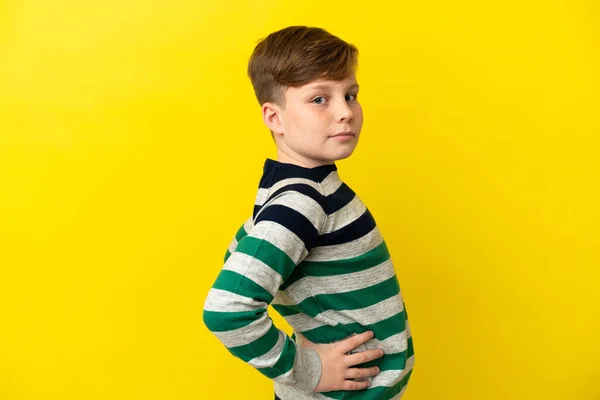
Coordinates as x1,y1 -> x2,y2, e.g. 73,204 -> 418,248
345,366 -> 380,380
338,331 -> 374,353
345,349 -> 384,366
342,379 -> 371,391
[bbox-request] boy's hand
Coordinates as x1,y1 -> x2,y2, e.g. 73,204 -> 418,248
296,331 -> 383,392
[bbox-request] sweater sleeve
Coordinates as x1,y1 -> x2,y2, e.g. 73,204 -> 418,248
203,186 -> 327,392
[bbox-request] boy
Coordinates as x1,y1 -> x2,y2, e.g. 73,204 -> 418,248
203,26 -> 414,400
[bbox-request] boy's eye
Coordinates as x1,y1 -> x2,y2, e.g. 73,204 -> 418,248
346,93 -> 358,102
312,96 -> 326,105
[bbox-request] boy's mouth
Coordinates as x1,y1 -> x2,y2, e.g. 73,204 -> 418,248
331,131 -> 355,138
330,131 -> 356,142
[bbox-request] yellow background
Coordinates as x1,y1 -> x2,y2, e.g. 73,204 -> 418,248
1,1 -> 599,399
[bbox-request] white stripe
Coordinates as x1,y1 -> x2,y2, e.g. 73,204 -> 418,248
366,327 -> 411,354
250,220 -> 310,264
305,226 -> 383,262
223,252 -> 284,297
322,195 -> 366,234
227,217 -> 253,255
227,238 -> 238,255
248,330 -> 287,368
275,259 -> 396,306
212,312 -> 272,348
320,171 -> 344,195
243,216 -> 254,233
203,288 -> 267,312
285,313 -> 328,332
255,178 -> 323,206
286,294 -> 405,333
274,383 -> 331,400
271,360 -> 294,383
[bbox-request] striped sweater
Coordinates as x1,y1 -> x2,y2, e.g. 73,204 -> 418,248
203,158 -> 414,400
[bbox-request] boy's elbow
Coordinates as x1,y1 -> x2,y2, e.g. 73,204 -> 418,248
202,291 -> 234,335
202,293 -> 220,334
203,287 -> 266,338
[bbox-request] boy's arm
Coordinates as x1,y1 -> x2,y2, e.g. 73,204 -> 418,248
203,188 -> 326,392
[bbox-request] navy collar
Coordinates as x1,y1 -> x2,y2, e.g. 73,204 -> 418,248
263,158 -> 337,183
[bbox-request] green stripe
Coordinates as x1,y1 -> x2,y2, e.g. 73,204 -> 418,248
299,310 -> 408,343
407,336 -> 414,358
366,311 -> 408,340
203,308 -> 267,332
324,369 -> 413,400
236,236 -> 297,280
274,276 -> 400,317
271,304 -> 300,317
258,336 -> 296,378
228,324 -> 280,361
235,223 -> 248,242
379,351 -> 408,372
212,270 -> 274,303
281,241 -> 390,289
224,223 -> 248,263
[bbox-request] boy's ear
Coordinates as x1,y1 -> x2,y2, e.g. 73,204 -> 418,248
262,102 -> 284,136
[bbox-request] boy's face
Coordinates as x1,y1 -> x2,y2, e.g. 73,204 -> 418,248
263,73 -> 363,168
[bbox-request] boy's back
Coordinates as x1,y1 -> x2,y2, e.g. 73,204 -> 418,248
203,26 -> 414,400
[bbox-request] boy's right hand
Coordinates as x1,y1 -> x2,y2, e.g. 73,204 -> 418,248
296,331 -> 383,392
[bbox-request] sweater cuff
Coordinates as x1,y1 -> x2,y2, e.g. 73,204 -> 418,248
293,346 -> 322,392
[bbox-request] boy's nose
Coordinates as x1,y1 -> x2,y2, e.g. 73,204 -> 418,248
336,100 -> 354,122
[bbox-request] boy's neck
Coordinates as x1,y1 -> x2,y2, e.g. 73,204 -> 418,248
276,148 -> 335,169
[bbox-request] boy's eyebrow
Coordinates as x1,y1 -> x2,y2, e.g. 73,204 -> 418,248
307,82 -> 360,91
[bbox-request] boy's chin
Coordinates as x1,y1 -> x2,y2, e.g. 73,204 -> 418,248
327,149 -> 356,163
